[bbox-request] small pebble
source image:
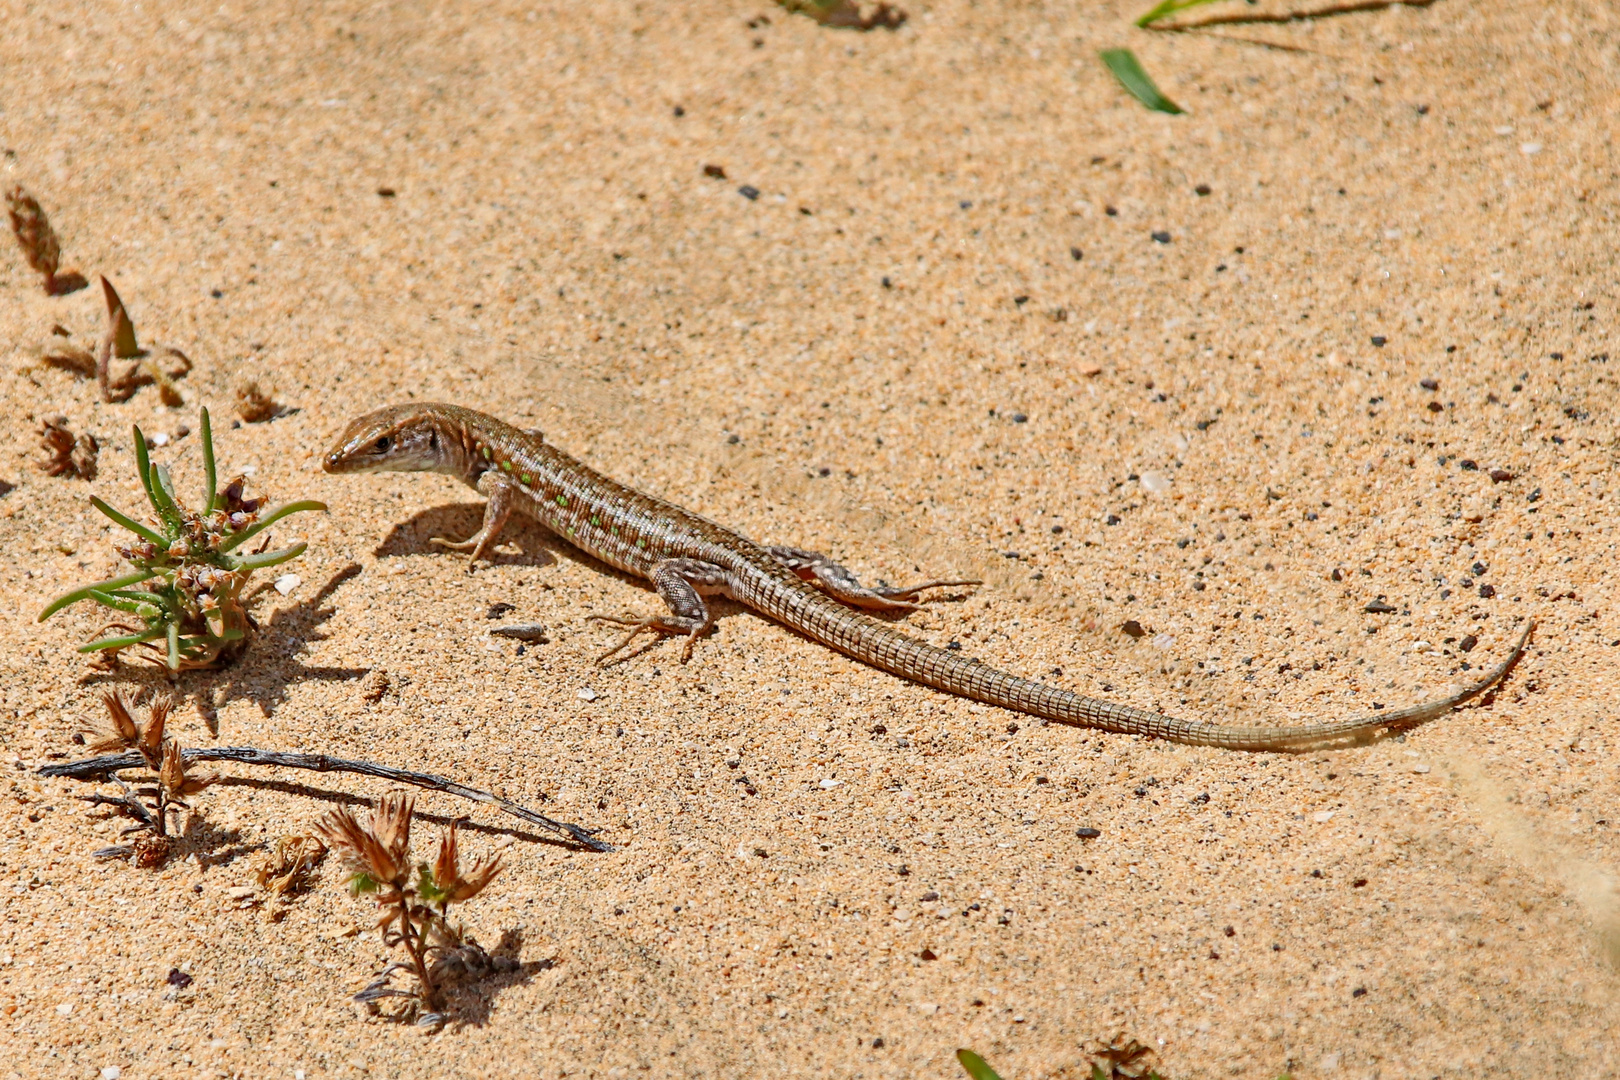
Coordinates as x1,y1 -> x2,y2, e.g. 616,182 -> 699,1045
1489,469 -> 1514,483
1370,335 -> 1387,347
1076,827 -> 1101,839
1151,230 -> 1171,244
1194,183 -> 1211,196
1121,620 -> 1146,638
274,573 -> 301,595
1412,764 -> 1431,774
1070,246 -> 1083,261
101,1069 -> 122,1080
1459,634 -> 1478,652
1420,377 -> 1440,391
819,778 -> 842,790
577,687 -> 601,702
737,185 -> 760,201
703,164 -> 726,179
1364,600 -> 1396,614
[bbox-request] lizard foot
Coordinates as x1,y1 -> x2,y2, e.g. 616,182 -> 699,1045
589,613 -> 710,665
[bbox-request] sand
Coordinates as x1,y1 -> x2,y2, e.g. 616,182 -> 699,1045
1,0 -> 1617,1076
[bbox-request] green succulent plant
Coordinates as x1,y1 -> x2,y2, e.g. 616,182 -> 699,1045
38,408 -> 326,671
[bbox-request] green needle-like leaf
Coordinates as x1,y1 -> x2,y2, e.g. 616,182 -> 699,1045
225,541 -> 309,572
1100,48 -> 1184,114
957,1050 -> 1005,1080
200,407 -> 219,513
90,496 -> 169,547
217,501 -> 328,553
79,629 -> 165,653
39,569 -> 156,621
85,589 -> 163,618
1136,0 -> 1225,27
133,427 -> 184,534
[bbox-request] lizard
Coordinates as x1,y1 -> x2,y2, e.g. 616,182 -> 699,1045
323,402 -> 1530,752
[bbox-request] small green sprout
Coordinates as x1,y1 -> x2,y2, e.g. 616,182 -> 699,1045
38,408 -> 326,671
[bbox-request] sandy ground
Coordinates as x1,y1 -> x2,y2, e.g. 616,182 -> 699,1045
1,0 -> 1617,1076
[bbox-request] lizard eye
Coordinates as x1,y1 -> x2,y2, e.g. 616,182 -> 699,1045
373,436 -> 392,453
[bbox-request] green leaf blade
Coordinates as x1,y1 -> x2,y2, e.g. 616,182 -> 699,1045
957,1049 -> 1004,1080
1136,0 -> 1225,28
90,496 -> 168,547
1100,48 -> 1184,114
39,569 -> 157,621
200,407 -> 219,513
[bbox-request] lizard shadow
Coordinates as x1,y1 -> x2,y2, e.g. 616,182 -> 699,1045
373,503 -> 561,570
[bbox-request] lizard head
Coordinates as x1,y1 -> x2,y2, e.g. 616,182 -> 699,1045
323,404 -> 455,475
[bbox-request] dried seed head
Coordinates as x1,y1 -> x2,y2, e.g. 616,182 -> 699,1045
160,740 -> 217,800
254,835 -> 328,897
138,696 -> 173,769
132,833 -> 171,869
234,380 -> 280,423
37,418 -> 76,477
373,792 -> 415,872
87,691 -> 141,753
314,800 -> 409,889
432,821 -> 502,904
6,186 -> 60,281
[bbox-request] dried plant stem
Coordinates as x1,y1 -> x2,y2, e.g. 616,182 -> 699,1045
40,746 -> 612,851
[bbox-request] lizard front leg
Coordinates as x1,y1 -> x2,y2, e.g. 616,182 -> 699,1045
429,469 -> 518,571
591,558 -> 729,664
767,546 -> 980,612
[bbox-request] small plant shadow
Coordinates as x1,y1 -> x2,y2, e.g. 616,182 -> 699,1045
76,563 -> 369,720
439,928 -> 558,1029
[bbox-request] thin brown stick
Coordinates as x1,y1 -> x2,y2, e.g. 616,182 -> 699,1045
1148,0 -> 1437,31
40,746 -> 612,852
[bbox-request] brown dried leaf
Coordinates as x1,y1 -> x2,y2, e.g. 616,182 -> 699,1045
36,418 -> 98,480
254,835 -> 328,898
132,833 -> 171,869
100,276 -> 141,359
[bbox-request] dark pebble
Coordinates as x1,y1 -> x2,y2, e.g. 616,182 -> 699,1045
210,289 -> 224,299
485,602 -> 515,619
491,624 -> 549,643
1106,514 -> 1121,525
1459,634 -> 1478,652
881,276 -> 892,288
1472,561 -> 1487,576
1105,205 -> 1118,216
1478,584 -> 1496,598
703,164 -> 726,179
1353,988 -> 1368,998
1176,538 -> 1190,548
167,968 -> 193,988
873,1038 -> 885,1049
1151,230 -> 1171,244
1370,335 -> 1387,347
946,641 -> 962,651
673,105 -> 685,116
1013,295 -> 1029,306
1427,402 -> 1444,413
871,723 -> 887,734
1352,877 -> 1368,887
1003,551 -> 1020,560
1224,926 -> 1236,937
1194,183 -> 1211,196
1051,525 -> 1063,534
1331,568 -> 1343,582
1420,377 -> 1440,391
919,949 -> 937,961
1489,468 -> 1514,483
1006,722 -> 1019,735
1364,600 -> 1397,614
1121,619 -> 1146,638
920,891 -> 938,901
1076,827 -> 1101,839
1011,412 -> 1027,423
1459,459 -> 1478,471
726,433 -> 740,444
1070,246 -> 1083,261
738,185 -> 760,201
376,186 -> 396,198
959,200 -> 972,209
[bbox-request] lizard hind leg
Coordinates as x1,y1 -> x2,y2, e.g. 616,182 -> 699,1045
767,546 -> 981,612
589,558 -> 722,665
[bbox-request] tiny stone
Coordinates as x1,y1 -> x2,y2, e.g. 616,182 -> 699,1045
166,968 -> 193,988
1459,459 -> 1478,470
1472,562 -> 1487,576
1011,413 -> 1028,423
273,573 -> 301,595
1370,335 -> 1387,347
918,949 -> 937,961
703,164 -> 726,179
1194,183 -> 1211,195
376,186 -> 396,197
1459,634 -> 1478,652
920,891 -> 938,901
673,104 -> 685,116
577,687 -> 601,702
737,185 -> 760,200
1070,246 -> 1083,261
1363,600 -> 1397,614
485,602 -> 515,619
1489,468 -> 1513,483
1151,230 -> 1171,243
1013,295 -> 1029,306
1076,827 -> 1101,839
1420,377 -> 1440,391
1121,619 -> 1146,638
1478,584 -> 1496,598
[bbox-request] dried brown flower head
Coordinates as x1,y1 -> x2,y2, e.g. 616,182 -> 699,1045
159,740 -> 218,801
37,417 -> 98,480
87,691 -> 142,753
132,833 -> 171,869
432,821 -> 503,905
255,835 -> 328,898
234,379 -> 280,423
137,696 -> 172,770
315,792 -> 416,890
5,187 -> 86,295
